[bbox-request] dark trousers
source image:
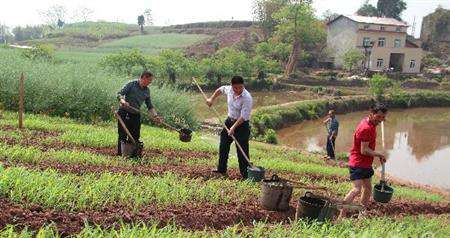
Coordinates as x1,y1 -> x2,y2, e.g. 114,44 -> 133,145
218,118 -> 251,178
326,136 -> 336,159
117,109 -> 141,156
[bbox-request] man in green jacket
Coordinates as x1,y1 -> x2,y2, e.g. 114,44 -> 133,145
116,70 -> 162,156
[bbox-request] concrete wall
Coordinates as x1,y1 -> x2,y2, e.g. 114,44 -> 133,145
368,47 -> 422,73
356,31 -> 407,48
327,17 -> 358,68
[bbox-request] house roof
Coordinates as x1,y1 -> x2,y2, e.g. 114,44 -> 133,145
328,15 -> 409,27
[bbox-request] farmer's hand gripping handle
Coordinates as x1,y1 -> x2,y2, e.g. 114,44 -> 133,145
192,77 -> 253,167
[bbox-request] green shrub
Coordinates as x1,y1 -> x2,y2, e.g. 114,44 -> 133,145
343,49 -> 364,71
22,44 -> 55,61
369,74 -> 392,99
100,49 -> 149,76
263,129 -> 278,144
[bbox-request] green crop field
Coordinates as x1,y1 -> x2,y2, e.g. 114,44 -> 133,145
0,110 -> 448,237
1,20 -> 449,237
92,33 -> 211,55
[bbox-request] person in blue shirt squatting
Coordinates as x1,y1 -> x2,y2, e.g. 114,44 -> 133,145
323,110 -> 339,160
206,76 -> 253,179
116,70 -> 163,156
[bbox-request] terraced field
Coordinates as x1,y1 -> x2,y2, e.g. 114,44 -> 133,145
0,111 -> 449,237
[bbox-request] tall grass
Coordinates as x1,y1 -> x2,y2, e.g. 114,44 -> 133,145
0,48 -> 199,128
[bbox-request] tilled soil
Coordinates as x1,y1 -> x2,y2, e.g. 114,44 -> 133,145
2,125 -> 450,235
0,197 -> 295,237
348,199 -> 450,218
0,129 -> 214,160
1,160 -> 243,180
1,196 -> 449,237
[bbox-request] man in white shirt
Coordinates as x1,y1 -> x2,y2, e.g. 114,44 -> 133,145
206,76 -> 253,179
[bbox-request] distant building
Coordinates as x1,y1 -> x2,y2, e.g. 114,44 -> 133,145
420,7 -> 450,58
327,15 -> 422,74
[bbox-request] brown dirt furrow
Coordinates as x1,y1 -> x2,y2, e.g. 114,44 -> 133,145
1,196 -> 449,237
0,125 -> 61,137
0,197 -> 294,237
349,200 -> 450,218
0,133 -> 214,160
1,160 -> 243,180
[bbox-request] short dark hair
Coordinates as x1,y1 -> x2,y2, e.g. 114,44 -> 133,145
140,70 -> 153,79
231,76 -> 244,85
370,103 -> 388,114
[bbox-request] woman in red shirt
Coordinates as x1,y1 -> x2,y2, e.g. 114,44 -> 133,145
340,103 -> 387,218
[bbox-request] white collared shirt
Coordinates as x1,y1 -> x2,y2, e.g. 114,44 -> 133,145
219,85 -> 253,121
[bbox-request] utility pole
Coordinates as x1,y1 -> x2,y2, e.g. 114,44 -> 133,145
411,16 -> 416,37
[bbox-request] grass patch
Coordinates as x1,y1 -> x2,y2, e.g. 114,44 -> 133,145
1,215 -> 448,237
0,166 -> 258,211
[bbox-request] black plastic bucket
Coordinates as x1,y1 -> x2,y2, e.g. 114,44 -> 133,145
260,175 -> 293,211
179,128 -> 192,142
247,166 -> 266,182
296,192 -> 329,220
373,182 -> 394,203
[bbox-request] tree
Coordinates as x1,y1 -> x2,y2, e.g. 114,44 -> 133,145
356,0 -> 378,17
12,25 -> 44,41
377,0 -> 407,20
343,48 -> 365,72
39,5 -> 68,26
100,49 -> 148,76
0,24 -> 13,44
73,6 -> 94,22
252,0 -> 288,41
143,9 -> 153,26
137,15 -> 145,33
200,48 -> 252,86
322,10 -> 339,23
159,49 -> 197,83
272,0 -> 322,76
57,19 -> 65,28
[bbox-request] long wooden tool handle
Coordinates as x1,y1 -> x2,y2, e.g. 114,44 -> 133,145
124,104 -> 177,131
161,121 -> 178,132
192,77 -> 252,166
111,106 -> 136,145
380,121 -> 386,182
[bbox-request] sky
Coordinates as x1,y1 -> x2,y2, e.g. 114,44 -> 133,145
0,0 -> 449,37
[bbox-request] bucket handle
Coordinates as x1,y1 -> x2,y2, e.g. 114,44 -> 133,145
271,174 -> 280,181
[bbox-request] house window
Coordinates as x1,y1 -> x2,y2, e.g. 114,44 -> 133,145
363,37 -> 371,46
380,26 -> 386,31
394,39 -> 401,48
364,24 -> 370,30
378,37 -> 386,47
396,26 -> 402,32
410,60 -> 416,68
377,59 -> 384,68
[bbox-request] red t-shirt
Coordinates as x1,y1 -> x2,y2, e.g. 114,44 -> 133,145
349,117 -> 377,168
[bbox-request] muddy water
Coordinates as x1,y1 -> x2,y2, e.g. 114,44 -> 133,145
277,108 -> 450,189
